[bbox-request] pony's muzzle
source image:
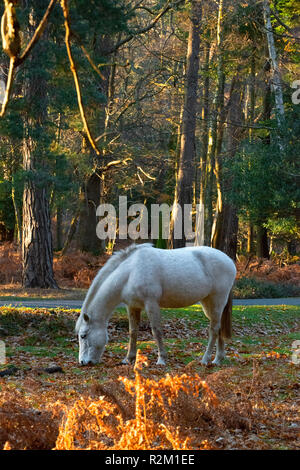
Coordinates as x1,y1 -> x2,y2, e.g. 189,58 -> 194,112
80,359 -> 95,366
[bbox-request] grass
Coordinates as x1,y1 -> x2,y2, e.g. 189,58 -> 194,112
0,286 -> 87,301
0,304 -> 299,450
1,304 -> 299,369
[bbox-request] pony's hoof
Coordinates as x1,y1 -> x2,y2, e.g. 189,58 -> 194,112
212,357 -> 224,366
121,357 -> 134,365
212,359 -> 221,366
156,357 -> 166,366
201,357 -> 211,366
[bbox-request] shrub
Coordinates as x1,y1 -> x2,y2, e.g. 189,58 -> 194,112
54,351 -> 249,450
234,276 -> 300,299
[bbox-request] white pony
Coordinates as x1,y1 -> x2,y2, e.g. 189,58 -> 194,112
76,244 -> 236,367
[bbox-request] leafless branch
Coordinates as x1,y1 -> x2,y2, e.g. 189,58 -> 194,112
61,0 -> 101,156
16,0 -> 58,66
103,0 -> 185,56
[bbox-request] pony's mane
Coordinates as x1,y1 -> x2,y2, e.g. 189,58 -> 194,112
102,243 -> 152,280
76,244 -> 152,331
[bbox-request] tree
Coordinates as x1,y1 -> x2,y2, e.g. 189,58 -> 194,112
263,0 -> 285,127
169,0 -> 201,248
21,1 -> 58,288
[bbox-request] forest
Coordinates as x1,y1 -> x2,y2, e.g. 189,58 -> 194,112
0,0 -> 299,453
0,0 -> 299,289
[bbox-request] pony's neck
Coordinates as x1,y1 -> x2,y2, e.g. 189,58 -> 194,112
87,278 -> 122,326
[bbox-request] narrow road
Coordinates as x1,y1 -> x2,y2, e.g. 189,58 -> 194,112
0,298 -> 299,309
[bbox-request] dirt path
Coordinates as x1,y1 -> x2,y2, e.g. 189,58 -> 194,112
0,297 -> 299,309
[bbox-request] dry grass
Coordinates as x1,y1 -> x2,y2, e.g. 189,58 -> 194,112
1,347 -> 298,451
55,351 -> 224,450
54,251 -> 109,288
0,389 -> 60,450
0,243 -> 21,285
0,243 -> 299,296
236,256 -> 300,287
1,351 -> 254,451
0,243 -> 109,291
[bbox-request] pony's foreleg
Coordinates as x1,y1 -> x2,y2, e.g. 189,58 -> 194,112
201,317 -> 221,366
122,307 -> 141,364
145,301 -> 167,366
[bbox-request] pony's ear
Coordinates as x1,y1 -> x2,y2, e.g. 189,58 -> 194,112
83,313 -> 90,323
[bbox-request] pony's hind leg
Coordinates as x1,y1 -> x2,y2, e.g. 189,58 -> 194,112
144,300 -> 167,366
201,318 -> 221,366
122,307 -> 141,364
200,295 -> 224,366
212,332 -> 225,365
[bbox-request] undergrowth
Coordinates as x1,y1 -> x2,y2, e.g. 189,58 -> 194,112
234,277 -> 300,299
0,243 -> 299,295
0,304 -> 299,450
1,351 -> 252,450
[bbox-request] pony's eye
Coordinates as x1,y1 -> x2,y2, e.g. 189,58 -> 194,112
80,334 -> 87,339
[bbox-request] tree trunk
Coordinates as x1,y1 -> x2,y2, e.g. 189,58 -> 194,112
211,71 -> 243,261
56,205 -> 63,251
256,224 -> 269,259
78,172 -> 105,254
21,2 -> 57,288
195,41 -> 210,246
77,34 -> 115,254
60,210 -> 79,257
204,0 -> 225,245
263,0 -> 285,127
247,222 -> 254,254
212,203 -> 238,261
252,56 -> 271,261
22,177 -> 58,288
169,0 -> 202,248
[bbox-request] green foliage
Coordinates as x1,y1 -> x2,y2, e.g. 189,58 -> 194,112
234,276 -> 300,299
0,0 -> 298,257
0,0 -> 130,236
224,105 -> 300,226
71,0 -> 130,38
230,1 -> 264,42
0,180 -> 15,232
265,217 -> 299,242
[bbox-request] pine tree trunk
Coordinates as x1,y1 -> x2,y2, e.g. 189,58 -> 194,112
21,3 -> 57,288
60,210 -> 79,257
11,178 -> 22,246
22,178 -> 58,288
56,206 -> 63,251
169,0 -> 202,248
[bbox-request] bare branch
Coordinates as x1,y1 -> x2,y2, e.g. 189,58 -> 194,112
70,30 -> 106,80
270,7 -> 299,40
61,0 -> 101,156
103,157 -> 132,171
16,0 -> 58,66
103,0 -> 185,56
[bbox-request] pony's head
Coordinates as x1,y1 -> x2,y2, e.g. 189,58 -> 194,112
76,313 -> 108,365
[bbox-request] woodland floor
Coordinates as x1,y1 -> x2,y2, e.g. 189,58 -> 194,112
0,242 -> 299,298
0,304 -> 299,450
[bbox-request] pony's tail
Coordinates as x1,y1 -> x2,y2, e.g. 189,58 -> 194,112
221,290 -> 233,339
